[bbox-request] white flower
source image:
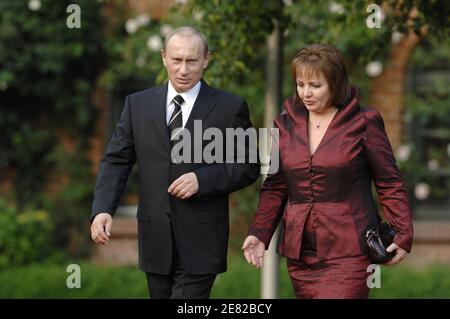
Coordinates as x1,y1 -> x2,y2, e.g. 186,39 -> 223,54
28,0 -> 41,11
329,2 -> 345,14
136,14 -> 150,27
135,57 -> 146,68
283,0 -> 294,6
160,24 -> 173,37
0,81 -> 8,91
176,0 -> 188,4
299,15 -> 317,28
125,19 -> 139,34
366,61 -> 383,77
427,159 -> 439,171
395,144 -> 411,161
391,31 -> 404,44
193,9 -> 205,21
147,34 -> 163,52
415,183 -> 430,200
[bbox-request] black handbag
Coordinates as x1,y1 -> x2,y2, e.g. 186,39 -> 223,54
365,222 -> 397,264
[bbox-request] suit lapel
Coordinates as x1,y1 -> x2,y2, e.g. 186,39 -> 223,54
184,80 -> 218,134
151,83 -> 171,153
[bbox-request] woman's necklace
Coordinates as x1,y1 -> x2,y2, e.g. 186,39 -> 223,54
312,108 -> 338,129
315,120 -> 321,129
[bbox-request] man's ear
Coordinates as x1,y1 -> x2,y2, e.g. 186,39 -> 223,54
203,51 -> 211,69
161,49 -> 167,66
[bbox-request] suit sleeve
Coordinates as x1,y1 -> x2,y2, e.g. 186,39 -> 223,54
247,122 -> 288,248
193,100 -> 260,197
91,96 -> 136,221
364,109 -> 413,252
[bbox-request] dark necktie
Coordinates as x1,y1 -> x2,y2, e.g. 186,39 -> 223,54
168,94 -> 184,145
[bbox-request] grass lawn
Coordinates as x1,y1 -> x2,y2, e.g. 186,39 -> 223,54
1,255 -> 449,298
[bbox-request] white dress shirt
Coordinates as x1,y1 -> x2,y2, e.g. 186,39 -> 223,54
166,80 -> 201,128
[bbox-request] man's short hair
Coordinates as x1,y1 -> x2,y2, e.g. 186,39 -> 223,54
163,26 -> 209,56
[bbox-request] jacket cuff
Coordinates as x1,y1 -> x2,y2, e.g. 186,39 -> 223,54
90,210 -> 113,224
193,170 -> 207,197
248,227 -> 274,249
393,232 -> 413,253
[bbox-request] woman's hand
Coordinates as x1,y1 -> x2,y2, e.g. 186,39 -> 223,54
383,243 -> 407,266
242,235 -> 266,268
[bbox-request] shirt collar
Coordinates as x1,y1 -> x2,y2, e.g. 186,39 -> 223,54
167,80 -> 202,106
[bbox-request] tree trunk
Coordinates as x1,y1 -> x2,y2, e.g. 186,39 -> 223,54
369,7 -> 427,150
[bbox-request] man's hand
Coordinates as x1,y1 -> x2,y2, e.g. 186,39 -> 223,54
91,213 -> 112,245
383,243 -> 407,266
242,235 -> 266,268
168,172 -> 199,199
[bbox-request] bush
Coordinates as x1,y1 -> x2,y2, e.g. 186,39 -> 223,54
0,0 -> 105,258
0,200 -> 54,270
0,262 -> 147,299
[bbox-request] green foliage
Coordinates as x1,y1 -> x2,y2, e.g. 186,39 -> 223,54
47,150 -> 95,257
408,36 -> 450,124
184,0 -> 283,89
0,0 -> 105,256
371,264 -> 450,298
285,1 -> 392,65
1,258 -> 450,298
400,35 -> 450,212
0,199 -> 54,270
0,262 -> 147,298
99,9 -> 165,90
375,0 -> 450,39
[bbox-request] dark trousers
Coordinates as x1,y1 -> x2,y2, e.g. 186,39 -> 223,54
145,222 -> 216,299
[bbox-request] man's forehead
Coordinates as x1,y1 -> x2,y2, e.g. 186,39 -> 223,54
167,34 -> 202,47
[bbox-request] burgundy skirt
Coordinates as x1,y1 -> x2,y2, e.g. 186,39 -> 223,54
287,213 -> 372,299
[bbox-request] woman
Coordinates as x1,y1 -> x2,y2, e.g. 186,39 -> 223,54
242,44 -> 413,299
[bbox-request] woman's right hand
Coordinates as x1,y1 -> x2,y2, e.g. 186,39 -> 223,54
242,235 -> 266,268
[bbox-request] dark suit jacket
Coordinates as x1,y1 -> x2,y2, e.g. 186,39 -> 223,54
92,80 -> 260,274
248,87 -> 413,261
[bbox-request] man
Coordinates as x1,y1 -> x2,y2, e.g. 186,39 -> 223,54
90,26 -> 260,299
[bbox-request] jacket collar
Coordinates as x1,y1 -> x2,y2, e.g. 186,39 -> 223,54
282,86 -> 361,155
